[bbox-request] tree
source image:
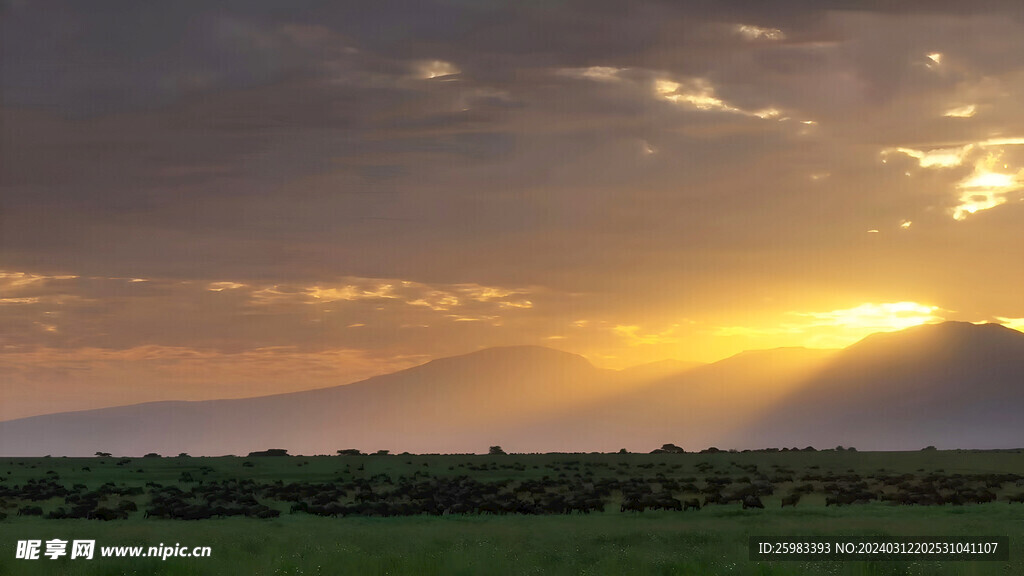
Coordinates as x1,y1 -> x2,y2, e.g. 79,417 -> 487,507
95,452 -> 111,457
248,449 -> 289,457
337,449 -> 363,456
489,445 -> 507,455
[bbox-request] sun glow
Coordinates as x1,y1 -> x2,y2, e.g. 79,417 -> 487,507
796,302 -> 941,332
996,317 -> 1024,333
712,302 -> 944,350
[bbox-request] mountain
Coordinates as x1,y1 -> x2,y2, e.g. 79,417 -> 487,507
0,346 -> 622,457
507,346 -> 838,452
729,322 -> 1024,450
0,344 -> 834,456
2,322 -> 1023,456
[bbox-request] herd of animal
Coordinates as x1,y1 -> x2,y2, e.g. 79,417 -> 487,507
2,457 -> 1024,520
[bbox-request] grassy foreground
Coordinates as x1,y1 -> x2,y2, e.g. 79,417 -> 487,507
1,450 -> 1022,575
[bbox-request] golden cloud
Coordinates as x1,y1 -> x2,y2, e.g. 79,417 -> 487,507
654,77 -> 780,119
883,139 -> 1024,219
734,24 -> 786,41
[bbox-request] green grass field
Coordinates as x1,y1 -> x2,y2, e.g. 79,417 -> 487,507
1,450 -> 1022,575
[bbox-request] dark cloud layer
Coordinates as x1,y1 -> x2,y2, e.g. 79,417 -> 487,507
3,0 -> 1024,417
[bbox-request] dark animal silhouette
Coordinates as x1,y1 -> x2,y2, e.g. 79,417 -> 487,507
742,495 -> 764,509
703,492 -> 725,506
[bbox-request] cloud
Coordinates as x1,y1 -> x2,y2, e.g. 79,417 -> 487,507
207,282 -> 246,291
792,302 -> 942,331
952,153 -> 1023,220
307,283 -> 400,303
713,302 -> 945,348
884,146 -> 970,168
0,297 -> 41,305
884,138 -> 1024,219
6,1 -> 1024,416
415,60 -> 460,79
943,104 -> 976,118
0,344 -> 429,421
0,270 -> 543,354
614,324 -> 683,346
654,77 -> 781,119
557,66 -> 628,82
0,271 -> 78,290
734,24 -> 786,41
0,268 -> 560,416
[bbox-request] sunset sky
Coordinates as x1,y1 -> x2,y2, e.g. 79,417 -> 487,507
3,0 -> 1024,420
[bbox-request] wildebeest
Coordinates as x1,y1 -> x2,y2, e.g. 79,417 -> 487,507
90,507 -> 128,521
741,496 -> 764,509
683,498 -> 701,511
703,492 -> 726,506
781,494 -> 801,508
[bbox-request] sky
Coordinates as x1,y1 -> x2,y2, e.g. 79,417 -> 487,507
2,0 -> 1024,420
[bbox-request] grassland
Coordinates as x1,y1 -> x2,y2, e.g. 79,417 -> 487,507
1,449 -> 1022,575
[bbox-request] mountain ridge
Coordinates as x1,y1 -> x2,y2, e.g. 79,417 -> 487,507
728,321 -> 1024,450
2,321 -> 1022,455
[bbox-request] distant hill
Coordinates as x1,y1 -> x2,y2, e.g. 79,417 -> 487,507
510,346 -> 838,452
2,322 -> 1023,456
729,322 -> 1024,450
0,346 -> 620,456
